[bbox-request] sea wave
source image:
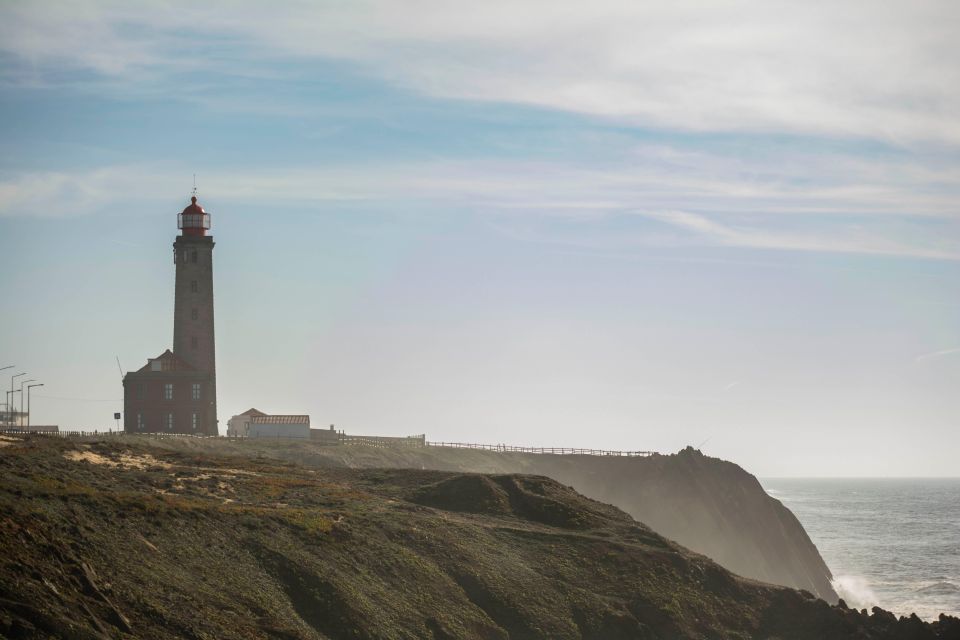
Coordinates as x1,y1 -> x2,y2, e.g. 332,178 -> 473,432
832,575 -> 879,610
916,581 -> 959,595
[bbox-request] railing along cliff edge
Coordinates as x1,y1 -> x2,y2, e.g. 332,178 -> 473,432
0,429 -> 655,457
425,441 -> 655,457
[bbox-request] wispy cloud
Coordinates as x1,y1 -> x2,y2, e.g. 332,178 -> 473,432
2,1 -> 959,143
0,166 -> 157,218
3,158 -> 958,261
639,210 -> 960,260
914,347 -> 960,362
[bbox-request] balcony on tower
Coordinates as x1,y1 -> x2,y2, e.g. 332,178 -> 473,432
177,196 -> 211,236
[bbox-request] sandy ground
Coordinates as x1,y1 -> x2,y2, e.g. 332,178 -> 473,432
63,448 -> 172,470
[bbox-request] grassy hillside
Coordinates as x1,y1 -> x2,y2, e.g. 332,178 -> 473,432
104,436 -> 837,601
1,435 -> 957,639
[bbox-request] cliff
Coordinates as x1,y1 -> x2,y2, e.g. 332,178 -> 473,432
504,446 -> 839,603
0,436 -> 956,639
198,439 -> 836,601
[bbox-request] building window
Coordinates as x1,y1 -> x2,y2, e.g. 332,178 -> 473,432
192,383 -> 201,400
166,413 -> 174,431
192,413 -> 199,430
191,250 -> 198,263
191,336 -> 198,349
191,307 -> 198,320
137,413 -> 144,431
136,384 -> 144,400
163,383 -> 173,400
191,280 -> 198,293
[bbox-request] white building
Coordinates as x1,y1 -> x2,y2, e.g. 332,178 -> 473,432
227,408 -> 310,439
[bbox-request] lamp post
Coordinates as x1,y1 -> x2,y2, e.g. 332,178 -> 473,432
18,379 -> 35,427
1,367 -> 12,426
26,383 -> 43,428
9,372 -> 25,425
9,390 -> 21,427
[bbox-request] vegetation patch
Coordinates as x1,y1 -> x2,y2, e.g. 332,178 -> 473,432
0,435 -> 956,640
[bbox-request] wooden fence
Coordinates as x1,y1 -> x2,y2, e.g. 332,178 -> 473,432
0,429 -> 214,439
0,429 -> 654,457
425,441 -> 655,457
339,434 -> 426,448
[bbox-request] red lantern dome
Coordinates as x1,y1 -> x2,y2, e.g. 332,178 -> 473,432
177,196 -> 211,236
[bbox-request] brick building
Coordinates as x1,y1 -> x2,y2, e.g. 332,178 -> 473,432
123,195 -> 218,435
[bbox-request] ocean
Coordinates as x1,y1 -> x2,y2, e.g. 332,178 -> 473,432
761,478 -> 960,621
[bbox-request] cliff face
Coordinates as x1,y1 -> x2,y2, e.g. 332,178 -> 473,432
242,441 -> 837,601
514,447 -> 838,602
0,437 -> 955,639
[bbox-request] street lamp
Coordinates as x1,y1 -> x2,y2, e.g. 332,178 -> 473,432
18,379 -> 35,427
9,372 -> 25,425
1,368 -> 13,425
26,383 -> 43,429
0,367 -> 11,425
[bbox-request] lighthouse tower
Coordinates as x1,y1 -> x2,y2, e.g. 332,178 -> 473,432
173,196 -> 216,375
122,194 -> 218,435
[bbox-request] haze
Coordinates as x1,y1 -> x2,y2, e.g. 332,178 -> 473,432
1,1 -> 957,477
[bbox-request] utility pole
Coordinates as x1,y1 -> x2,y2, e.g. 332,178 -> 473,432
0,366 -> 10,426
4,391 -> 14,427
0,367 -> 12,425
9,372 -> 25,426
26,383 -> 43,428
19,379 -> 35,427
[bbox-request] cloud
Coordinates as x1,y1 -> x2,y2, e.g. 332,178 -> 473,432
914,347 -> 960,362
0,167 -> 154,217
2,1 -> 959,143
640,210 -> 960,260
3,156 -> 958,261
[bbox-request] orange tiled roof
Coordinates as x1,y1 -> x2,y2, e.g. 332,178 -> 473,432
250,415 -> 310,424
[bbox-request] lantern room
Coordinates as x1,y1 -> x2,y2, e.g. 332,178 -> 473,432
177,196 -> 211,236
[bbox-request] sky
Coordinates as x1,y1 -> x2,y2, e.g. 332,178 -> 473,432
0,1 -> 958,477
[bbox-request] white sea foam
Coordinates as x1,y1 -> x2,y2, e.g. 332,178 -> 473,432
833,575 -> 880,610
766,478 -> 960,620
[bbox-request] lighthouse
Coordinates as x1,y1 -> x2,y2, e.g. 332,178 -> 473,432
173,196 -> 216,375
122,194 -> 218,435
